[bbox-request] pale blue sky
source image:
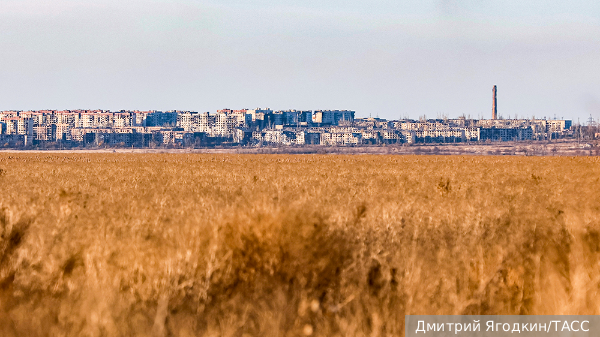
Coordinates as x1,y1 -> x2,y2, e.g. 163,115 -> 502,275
1,0 -> 599,120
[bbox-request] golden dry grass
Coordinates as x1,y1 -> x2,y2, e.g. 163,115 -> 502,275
0,153 -> 599,336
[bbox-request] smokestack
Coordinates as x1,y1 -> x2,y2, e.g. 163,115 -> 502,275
492,85 -> 497,119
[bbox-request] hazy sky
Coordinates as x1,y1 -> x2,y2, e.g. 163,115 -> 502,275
1,0 -> 599,120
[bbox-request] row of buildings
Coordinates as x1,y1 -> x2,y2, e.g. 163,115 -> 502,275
0,108 -> 573,147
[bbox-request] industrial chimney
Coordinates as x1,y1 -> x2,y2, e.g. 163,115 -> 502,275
492,85 -> 497,119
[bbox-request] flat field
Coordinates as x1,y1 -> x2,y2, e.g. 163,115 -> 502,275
0,154 -> 599,336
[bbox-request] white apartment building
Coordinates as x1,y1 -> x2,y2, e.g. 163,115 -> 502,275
177,112 -> 194,132
247,108 -> 273,122
78,113 -> 95,128
213,112 -> 235,137
312,110 -> 355,125
113,113 -> 132,128
56,112 -> 77,126
33,126 -> 50,140
55,123 -> 72,141
197,112 -> 212,133
320,132 -> 361,145
19,118 -> 33,136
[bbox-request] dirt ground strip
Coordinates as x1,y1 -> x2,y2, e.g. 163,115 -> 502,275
0,139 -> 598,156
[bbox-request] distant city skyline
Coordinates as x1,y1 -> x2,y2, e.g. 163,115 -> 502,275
0,106 -> 587,123
0,108 -> 576,149
1,0 -> 599,121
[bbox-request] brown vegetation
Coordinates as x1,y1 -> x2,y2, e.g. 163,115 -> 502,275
0,154 -> 599,336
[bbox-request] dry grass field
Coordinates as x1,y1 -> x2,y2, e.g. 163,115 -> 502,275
0,153 -> 599,336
